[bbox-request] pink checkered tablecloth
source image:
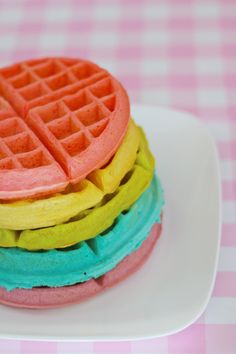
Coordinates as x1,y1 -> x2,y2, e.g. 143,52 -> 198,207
0,0 -> 235,353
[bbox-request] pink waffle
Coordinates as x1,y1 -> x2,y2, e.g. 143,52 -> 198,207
0,58 -> 130,200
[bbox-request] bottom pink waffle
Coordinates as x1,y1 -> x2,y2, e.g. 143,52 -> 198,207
0,223 -> 161,309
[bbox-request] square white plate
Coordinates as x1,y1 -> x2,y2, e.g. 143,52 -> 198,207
0,105 -> 221,341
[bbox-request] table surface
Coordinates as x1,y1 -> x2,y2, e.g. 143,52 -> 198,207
0,0 -> 235,353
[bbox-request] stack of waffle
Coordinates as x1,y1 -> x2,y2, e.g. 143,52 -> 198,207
0,58 -> 164,308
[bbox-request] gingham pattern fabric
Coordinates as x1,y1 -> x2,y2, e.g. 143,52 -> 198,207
0,0 -> 235,353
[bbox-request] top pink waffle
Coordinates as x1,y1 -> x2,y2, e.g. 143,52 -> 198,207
0,58 -> 130,200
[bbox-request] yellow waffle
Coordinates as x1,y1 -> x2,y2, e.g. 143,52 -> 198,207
0,128 -> 154,250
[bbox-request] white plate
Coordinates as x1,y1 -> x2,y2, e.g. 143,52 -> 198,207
0,105 -> 221,341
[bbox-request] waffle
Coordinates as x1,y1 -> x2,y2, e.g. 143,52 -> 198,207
0,128 -> 155,250
0,176 -> 163,291
0,120 -> 140,230
0,58 -> 130,200
0,224 -> 161,309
